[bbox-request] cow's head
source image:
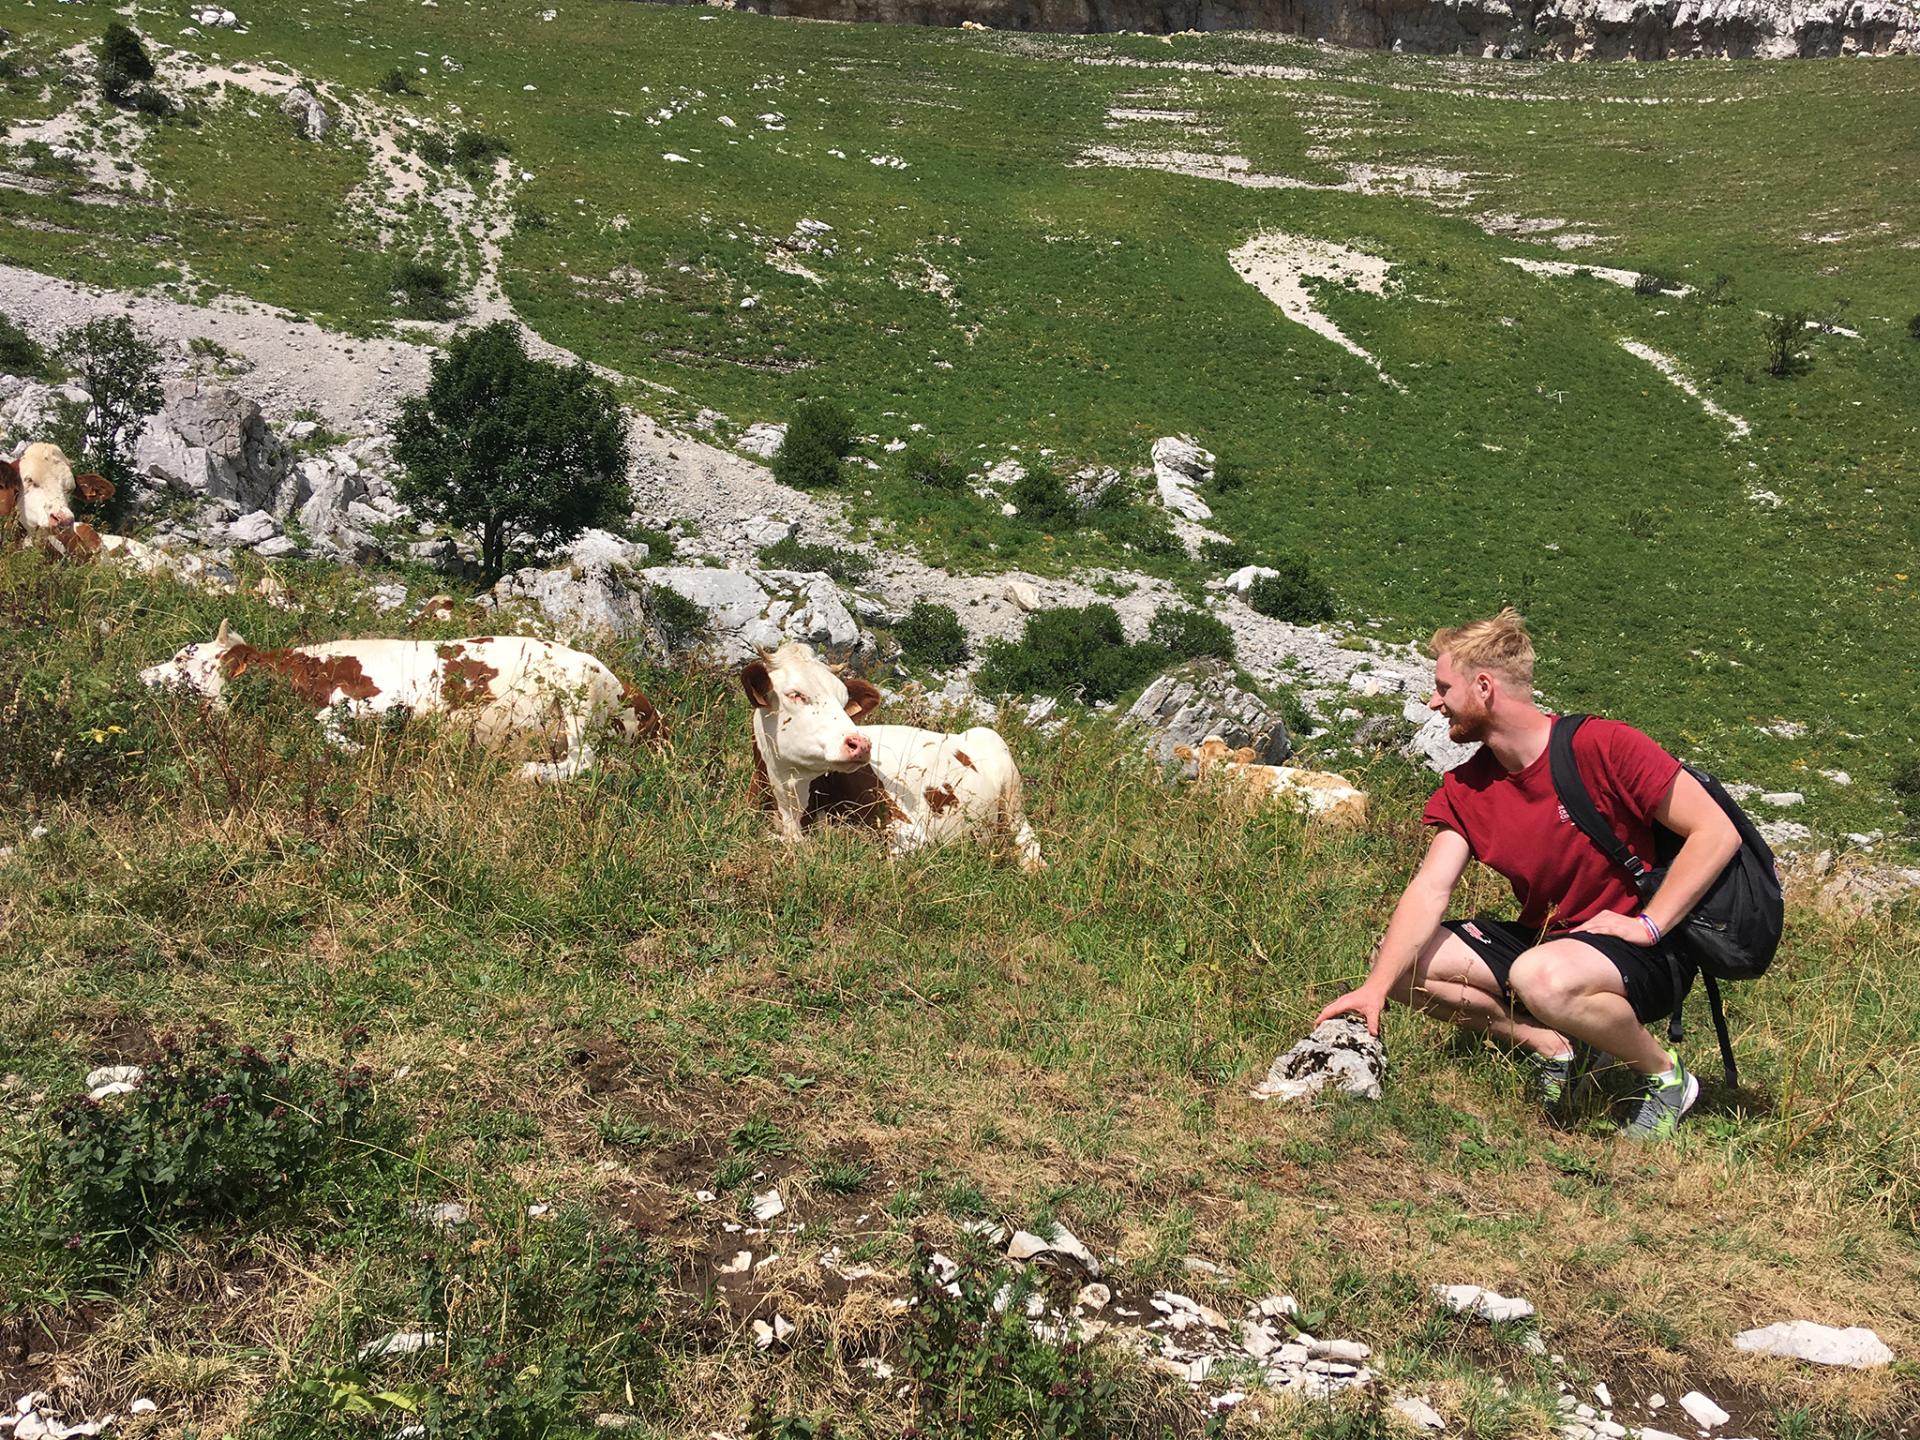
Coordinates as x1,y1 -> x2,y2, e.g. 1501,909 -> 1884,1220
140,619 -> 246,698
740,642 -> 881,773
14,443 -> 113,533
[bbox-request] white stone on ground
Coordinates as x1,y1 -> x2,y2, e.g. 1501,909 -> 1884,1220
1732,1320 -> 1893,1368
1250,1016 -> 1385,1102
1433,1284 -> 1535,1322
1679,1391 -> 1730,1428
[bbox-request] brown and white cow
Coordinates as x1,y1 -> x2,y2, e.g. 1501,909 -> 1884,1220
1173,735 -> 1369,828
140,622 -> 661,781
1,443 -> 114,558
741,641 -> 1044,872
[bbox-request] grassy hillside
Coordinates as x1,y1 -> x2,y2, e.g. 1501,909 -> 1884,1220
0,5 -> 1917,842
1,548 -> 1916,1436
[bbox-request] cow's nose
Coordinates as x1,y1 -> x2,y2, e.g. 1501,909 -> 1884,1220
843,733 -> 870,762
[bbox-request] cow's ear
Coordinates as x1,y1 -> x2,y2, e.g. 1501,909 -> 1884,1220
842,676 -> 883,721
75,472 -> 115,503
740,659 -> 774,709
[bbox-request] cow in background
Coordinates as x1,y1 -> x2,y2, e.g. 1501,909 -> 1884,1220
1,443 -> 115,559
1173,735 -> 1370,828
741,641 -> 1045,872
140,622 -> 661,781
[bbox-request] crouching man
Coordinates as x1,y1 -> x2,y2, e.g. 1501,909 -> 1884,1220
1315,609 -> 1740,1138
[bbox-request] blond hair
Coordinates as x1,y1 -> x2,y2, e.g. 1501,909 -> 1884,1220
1430,607 -> 1535,688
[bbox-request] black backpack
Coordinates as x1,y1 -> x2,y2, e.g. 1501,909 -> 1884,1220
1548,715 -> 1785,1088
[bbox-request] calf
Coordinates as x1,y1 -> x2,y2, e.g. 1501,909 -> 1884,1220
1,443 -> 114,557
140,622 -> 661,781
741,641 -> 1044,872
1173,735 -> 1369,827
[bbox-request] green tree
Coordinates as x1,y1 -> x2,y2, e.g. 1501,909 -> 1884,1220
59,316 -> 161,521
772,400 -> 855,488
99,22 -> 155,105
393,322 -> 628,578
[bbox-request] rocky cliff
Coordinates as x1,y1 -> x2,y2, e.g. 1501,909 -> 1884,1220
703,0 -> 1917,58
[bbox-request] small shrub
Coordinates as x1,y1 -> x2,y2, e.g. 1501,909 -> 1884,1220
757,535 -> 872,585
1212,458 -> 1253,493
898,1242 -> 1126,1439
1907,313 -> 1920,342
772,400 -> 855,489
511,200 -> 551,231
1246,556 -> 1336,624
0,312 -> 47,377
1007,466 -> 1082,532
1199,537 -> 1251,569
901,442 -> 967,491
130,85 -> 175,118
414,130 -> 453,166
1892,758 -> 1920,835
648,584 -> 706,649
1147,606 -> 1236,664
1092,496 -> 1181,557
1632,271 -> 1669,297
379,67 -> 417,95
391,256 -> 458,320
451,128 -> 511,177
98,21 -> 154,105
1762,309 -> 1811,377
1703,272 -> 1736,306
57,314 -> 161,517
894,600 -> 969,669
976,604 -> 1165,704
33,1027 -> 385,1265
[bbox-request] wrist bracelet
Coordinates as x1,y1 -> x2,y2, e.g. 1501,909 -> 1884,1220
1639,913 -> 1662,944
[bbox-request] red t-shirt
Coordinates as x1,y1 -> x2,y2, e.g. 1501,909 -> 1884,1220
1421,718 -> 1682,931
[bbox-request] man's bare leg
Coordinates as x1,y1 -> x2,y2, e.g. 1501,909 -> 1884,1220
1507,941 -> 1671,1076
1389,927 -> 1570,1058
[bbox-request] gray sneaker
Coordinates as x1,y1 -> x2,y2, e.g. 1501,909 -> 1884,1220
1526,1042 -> 1614,1112
1619,1051 -> 1700,1140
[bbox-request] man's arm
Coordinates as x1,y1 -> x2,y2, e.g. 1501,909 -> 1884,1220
1571,769 -> 1741,944
1315,828 -> 1472,1035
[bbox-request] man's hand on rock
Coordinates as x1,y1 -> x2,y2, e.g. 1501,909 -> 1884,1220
1315,987 -> 1385,1036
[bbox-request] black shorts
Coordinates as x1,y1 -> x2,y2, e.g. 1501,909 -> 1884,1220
1441,916 -> 1686,1024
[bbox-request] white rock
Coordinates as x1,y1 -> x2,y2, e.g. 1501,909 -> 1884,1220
1760,792 -> 1804,807
357,1330 -> 440,1360
662,152 -> 690,163
750,1187 -> 785,1221
1003,580 -> 1041,612
1433,1284 -> 1535,1323
1150,434 -> 1214,521
736,421 -> 788,459
1679,1392 -> 1730,1428
84,1065 -> 143,1101
1309,1339 -> 1371,1363
1075,1282 -> 1111,1310
1250,1016 -> 1385,1103
130,1400 -> 157,1415
716,1250 -> 753,1274
1731,1321 -> 1893,1368
1392,1395 -> 1446,1431
1592,1382 -> 1611,1408
1257,1294 -> 1299,1318
228,509 -> 280,545
413,1201 -> 469,1229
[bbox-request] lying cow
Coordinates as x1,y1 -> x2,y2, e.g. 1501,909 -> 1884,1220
140,622 -> 661,781
741,641 -> 1044,872
1173,735 -> 1369,828
1,443 -> 114,558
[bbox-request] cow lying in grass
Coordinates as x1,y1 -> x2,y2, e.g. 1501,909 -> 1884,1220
1,443 -> 114,559
742,641 -> 1045,872
1173,735 -> 1369,827
140,622 -> 661,781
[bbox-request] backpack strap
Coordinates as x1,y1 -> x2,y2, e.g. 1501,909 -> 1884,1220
1548,715 -> 1701,1058
1703,973 -> 1739,1090
1547,715 -> 1656,897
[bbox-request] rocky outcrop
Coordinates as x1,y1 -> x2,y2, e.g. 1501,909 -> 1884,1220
1128,658 -> 1294,767
706,0 -> 1916,58
135,380 -> 294,515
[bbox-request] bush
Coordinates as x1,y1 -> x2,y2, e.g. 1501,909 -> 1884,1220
414,130 -> 453,167
757,536 -> 872,585
902,442 -> 967,492
1147,606 -> 1236,664
33,1027 -> 385,1265
1211,458 -> 1253,493
895,600 -> 969,669
1199,537 -> 1251,569
379,66 -> 417,95
1907,313 -> 1920,342
1632,271 -> 1669,297
1245,556 -> 1336,624
648,584 -> 707,650
1762,309 -> 1811,377
0,312 -> 46,378
1090,495 -> 1181,557
57,315 -> 161,517
392,256 -> 458,320
1892,758 -> 1920,835
1703,272 -> 1736,307
451,128 -> 511,177
130,84 -> 175,118
1007,466 -> 1082,532
393,321 -> 629,577
772,401 -> 856,489
98,21 -> 153,105
976,604 -> 1165,704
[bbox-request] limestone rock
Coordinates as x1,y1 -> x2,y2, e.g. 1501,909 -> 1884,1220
1732,1321 -> 1893,1368
1403,697 -> 1477,772
1127,658 -> 1292,766
281,88 -> 334,142
1003,579 -> 1041,612
137,380 -> 294,514
736,421 -> 786,459
1150,434 -> 1214,522
1250,1016 -> 1384,1103
1433,1284 -> 1535,1323
492,530 -> 654,640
